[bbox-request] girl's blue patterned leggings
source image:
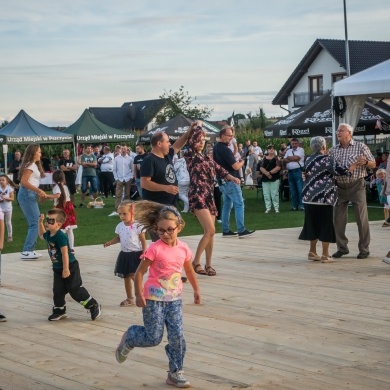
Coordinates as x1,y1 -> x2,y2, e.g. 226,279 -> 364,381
125,299 -> 186,373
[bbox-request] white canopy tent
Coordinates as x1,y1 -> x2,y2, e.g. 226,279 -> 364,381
332,59 -> 390,144
333,59 -> 390,98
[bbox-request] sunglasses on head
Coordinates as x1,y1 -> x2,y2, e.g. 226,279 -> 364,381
45,217 -> 56,225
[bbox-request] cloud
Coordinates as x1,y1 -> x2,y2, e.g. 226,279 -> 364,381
0,0 -> 389,127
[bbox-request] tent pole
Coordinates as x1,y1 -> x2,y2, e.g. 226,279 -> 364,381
332,92 -> 337,147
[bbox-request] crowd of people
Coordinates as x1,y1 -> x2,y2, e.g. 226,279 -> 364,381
1,121 -> 390,387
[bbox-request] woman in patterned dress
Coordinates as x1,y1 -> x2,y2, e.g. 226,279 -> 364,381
299,136 -> 357,263
185,121 -> 240,276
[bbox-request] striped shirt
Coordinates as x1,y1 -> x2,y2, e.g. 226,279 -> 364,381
328,139 -> 374,184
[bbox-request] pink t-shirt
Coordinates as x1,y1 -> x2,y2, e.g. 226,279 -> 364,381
143,239 -> 192,302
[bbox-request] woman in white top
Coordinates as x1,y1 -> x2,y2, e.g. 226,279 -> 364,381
17,144 -> 47,260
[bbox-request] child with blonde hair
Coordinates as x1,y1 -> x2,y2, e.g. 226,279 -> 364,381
375,168 -> 389,227
115,201 -> 200,388
0,174 -> 18,241
104,201 -> 146,306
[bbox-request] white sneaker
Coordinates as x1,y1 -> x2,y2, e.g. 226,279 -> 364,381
108,211 -> 119,217
216,219 -> 222,223
382,257 -> 390,265
265,209 -> 271,213
20,251 -> 40,260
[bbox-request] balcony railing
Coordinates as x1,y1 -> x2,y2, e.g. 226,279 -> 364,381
293,91 -> 329,107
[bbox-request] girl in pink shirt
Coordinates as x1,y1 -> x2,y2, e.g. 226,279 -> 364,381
115,201 -> 201,388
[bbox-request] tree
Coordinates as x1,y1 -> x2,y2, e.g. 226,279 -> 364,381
242,107 -> 272,131
0,120 -> 9,129
157,86 -> 213,124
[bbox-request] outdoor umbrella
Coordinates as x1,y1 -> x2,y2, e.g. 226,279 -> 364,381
263,91 -> 390,138
138,114 -> 220,144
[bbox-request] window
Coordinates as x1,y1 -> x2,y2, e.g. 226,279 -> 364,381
332,73 -> 347,84
309,75 -> 323,101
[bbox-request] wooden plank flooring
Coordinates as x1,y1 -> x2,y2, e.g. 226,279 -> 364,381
1,221 -> 390,389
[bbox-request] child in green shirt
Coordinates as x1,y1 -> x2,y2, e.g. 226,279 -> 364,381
38,209 -> 101,321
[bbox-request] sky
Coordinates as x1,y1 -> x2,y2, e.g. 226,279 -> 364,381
1,0 -> 390,127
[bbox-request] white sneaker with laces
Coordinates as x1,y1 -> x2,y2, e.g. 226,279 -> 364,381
115,331 -> 133,363
166,370 -> 190,388
20,251 -> 40,260
108,211 -> 119,217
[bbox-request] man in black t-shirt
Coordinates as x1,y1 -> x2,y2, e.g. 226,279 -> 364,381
141,131 -> 190,205
41,152 -> 52,172
9,150 -> 22,184
213,126 -> 255,239
141,130 -> 190,242
59,149 -> 77,204
133,144 -> 147,199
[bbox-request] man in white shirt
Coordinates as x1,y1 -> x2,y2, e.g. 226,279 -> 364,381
283,138 -> 305,211
128,146 -> 137,160
98,146 -> 115,199
109,146 -> 133,216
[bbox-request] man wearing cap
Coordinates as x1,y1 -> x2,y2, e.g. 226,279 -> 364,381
283,138 -> 305,211
328,123 -> 375,259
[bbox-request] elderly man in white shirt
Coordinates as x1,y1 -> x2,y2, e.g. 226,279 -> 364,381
109,146 -> 133,216
283,138 -> 305,211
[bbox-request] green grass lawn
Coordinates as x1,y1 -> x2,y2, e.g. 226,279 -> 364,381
4,188 -> 385,254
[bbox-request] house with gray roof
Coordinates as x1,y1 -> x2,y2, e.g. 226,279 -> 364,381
89,98 -> 167,132
272,39 -> 390,112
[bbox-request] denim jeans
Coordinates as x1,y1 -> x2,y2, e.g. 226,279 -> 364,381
219,181 -> 245,233
126,300 -> 185,373
81,175 -> 98,194
288,168 -> 304,209
136,178 -> 142,199
17,186 -> 40,252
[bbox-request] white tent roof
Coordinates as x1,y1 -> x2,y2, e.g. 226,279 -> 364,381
333,59 -> 390,98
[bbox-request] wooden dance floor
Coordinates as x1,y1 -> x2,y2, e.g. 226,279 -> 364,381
1,222 -> 390,390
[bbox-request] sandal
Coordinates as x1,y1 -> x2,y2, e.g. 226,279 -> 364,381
120,298 -> 134,307
205,265 -> 217,276
308,252 -> 321,261
192,263 -> 207,275
321,256 -> 335,263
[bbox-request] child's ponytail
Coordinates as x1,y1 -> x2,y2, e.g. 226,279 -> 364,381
134,201 -> 184,232
52,170 -> 66,209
